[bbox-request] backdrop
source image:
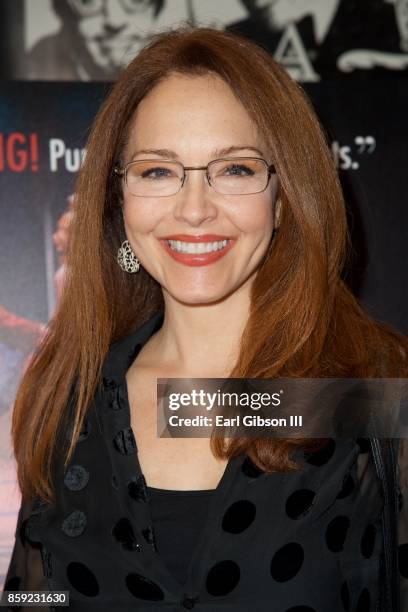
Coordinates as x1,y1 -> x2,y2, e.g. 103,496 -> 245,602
0,0 -> 407,589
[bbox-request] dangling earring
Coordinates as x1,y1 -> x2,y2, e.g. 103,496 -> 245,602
117,240 -> 140,273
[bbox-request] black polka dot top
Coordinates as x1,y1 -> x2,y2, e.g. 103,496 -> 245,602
4,310 -> 408,611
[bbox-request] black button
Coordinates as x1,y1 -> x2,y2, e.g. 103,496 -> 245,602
113,428 -> 137,455
110,396 -> 121,411
181,596 -> 198,609
103,376 -> 118,390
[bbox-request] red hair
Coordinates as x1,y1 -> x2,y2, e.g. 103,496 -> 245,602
11,26 -> 407,503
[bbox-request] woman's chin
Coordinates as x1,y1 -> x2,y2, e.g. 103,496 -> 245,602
167,289 -> 232,307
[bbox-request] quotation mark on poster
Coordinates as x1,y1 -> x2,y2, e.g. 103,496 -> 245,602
354,135 -> 376,155
332,135 -> 376,171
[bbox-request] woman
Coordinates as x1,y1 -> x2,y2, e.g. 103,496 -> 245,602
3,26 -> 408,611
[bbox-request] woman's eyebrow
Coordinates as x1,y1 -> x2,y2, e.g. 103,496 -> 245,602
130,145 -> 264,159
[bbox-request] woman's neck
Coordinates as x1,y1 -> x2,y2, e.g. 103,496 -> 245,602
139,290 -> 252,377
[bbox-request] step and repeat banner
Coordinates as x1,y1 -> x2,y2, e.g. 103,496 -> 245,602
0,0 -> 407,587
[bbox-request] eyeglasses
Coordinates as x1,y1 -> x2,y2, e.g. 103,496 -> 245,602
114,157 -> 276,197
68,0 -> 151,18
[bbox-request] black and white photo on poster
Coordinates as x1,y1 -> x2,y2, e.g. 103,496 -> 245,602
22,0 -> 247,80
229,0 -> 408,80
1,0 -> 407,81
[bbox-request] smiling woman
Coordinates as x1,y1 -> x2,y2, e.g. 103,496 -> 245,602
4,25 -> 408,612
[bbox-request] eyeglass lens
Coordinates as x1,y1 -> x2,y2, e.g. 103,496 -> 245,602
124,158 -> 269,196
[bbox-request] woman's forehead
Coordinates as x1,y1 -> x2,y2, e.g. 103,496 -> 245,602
125,74 -> 267,157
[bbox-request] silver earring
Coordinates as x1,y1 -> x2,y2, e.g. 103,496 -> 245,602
117,240 -> 140,273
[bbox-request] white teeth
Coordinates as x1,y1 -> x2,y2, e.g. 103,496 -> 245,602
167,239 -> 229,254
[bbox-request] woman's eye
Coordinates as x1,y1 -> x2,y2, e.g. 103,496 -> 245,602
224,164 -> 255,177
140,167 -> 173,180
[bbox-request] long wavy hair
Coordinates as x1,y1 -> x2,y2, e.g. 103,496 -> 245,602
11,26 -> 407,504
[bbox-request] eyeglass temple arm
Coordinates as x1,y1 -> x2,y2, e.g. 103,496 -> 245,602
114,167 -> 125,177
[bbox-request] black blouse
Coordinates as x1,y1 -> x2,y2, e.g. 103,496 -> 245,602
146,486 -> 215,587
3,309 -> 408,611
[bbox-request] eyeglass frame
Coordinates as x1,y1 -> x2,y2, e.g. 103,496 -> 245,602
114,156 -> 277,197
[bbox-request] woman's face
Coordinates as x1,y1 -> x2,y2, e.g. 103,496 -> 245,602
121,72 -> 279,306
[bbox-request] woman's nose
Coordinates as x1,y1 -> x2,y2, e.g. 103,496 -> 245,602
172,170 -> 218,225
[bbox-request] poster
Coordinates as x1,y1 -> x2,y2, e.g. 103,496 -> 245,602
0,0 -> 407,590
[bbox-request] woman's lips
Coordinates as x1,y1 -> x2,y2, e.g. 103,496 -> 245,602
159,239 -> 236,267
